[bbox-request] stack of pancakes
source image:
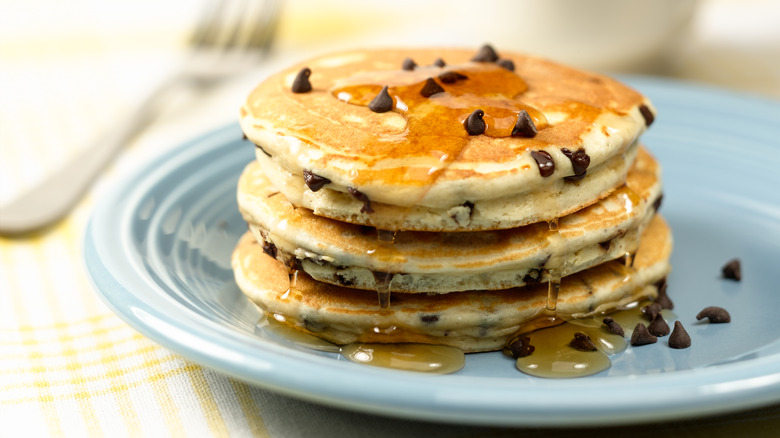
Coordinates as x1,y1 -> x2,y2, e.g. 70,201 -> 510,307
232,46 -> 671,352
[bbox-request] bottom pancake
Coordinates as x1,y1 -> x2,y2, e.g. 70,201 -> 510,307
232,215 -> 672,353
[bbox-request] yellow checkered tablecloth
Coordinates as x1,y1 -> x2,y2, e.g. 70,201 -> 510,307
3,1 -> 780,436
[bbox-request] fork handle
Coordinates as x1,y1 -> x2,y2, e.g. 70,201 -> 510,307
0,77 -> 179,235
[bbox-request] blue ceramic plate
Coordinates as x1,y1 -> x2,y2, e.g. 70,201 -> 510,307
85,77 -> 780,426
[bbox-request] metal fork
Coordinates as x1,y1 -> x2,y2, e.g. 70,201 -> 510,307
0,0 -> 280,235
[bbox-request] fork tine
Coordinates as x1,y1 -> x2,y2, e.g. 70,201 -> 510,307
244,0 -> 281,50
189,0 -> 231,48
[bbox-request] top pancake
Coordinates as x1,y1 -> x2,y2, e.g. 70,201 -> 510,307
240,46 -> 655,230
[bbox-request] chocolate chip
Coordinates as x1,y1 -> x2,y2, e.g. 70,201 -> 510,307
291,67 -> 312,93
511,110 -> 538,138
648,314 -> 670,337
639,104 -> 655,127
420,314 -> 439,324
603,317 -> 624,337
464,109 -> 486,135
561,148 -> 590,178
569,332 -> 598,352
599,240 -> 611,250
497,58 -> 515,71
419,77 -> 445,97
530,150 -> 555,177
669,321 -> 692,349
631,323 -> 658,346
655,282 -> 674,310
335,273 -> 354,286
433,58 -> 446,67
504,335 -> 535,358
471,44 -> 499,62
347,187 -> 374,214
652,193 -> 664,212
368,85 -> 394,113
242,133 -> 248,141
721,258 -> 741,281
261,240 -> 277,259
696,306 -> 731,323
438,71 -> 468,84
642,302 -> 663,321
523,269 -> 542,284
302,169 -> 331,192
255,144 -> 272,157
402,57 -> 417,71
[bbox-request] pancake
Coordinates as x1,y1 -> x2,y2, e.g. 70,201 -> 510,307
238,147 -> 662,293
232,214 -> 673,353
240,47 -> 655,231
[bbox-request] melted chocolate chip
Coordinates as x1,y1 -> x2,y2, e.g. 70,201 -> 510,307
419,77 -> 445,97
302,169 -> 331,192
347,187 -> 374,213
505,335 -> 535,358
464,109 -> 486,135
255,144 -> 272,157
402,57 -> 417,71
561,148 -> 590,178
639,104 -> 655,127
569,332 -> 598,352
511,110 -> 538,138
721,258 -> 741,281
648,314 -> 670,337
523,269 -> 542,284
433,58 -> 446,67
497,58 -> 515,71
599,240 -> 611,250
652,193 -> 664,212
669,321 -> 692,349
530,150 -> 555,177
438,71 -> 468,84
335,273 -> 354,286
630,323 -> 658,346
471,44 -> 499,62
368,85 -> 394,113
603,317 -> 625,337
696,306 -> 731,323
420,314 -> 439,324
642,302 -> 663,321
291,67 -> 312,93
261,240 -> 277,259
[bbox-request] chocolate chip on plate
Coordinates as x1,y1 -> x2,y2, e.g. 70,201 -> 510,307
721,258 -> 741,281
291,67 -> 312,93
402,57 -> 417,71
511,110 -> 537,138
464,109 -> 486,135
530,150 -> 555,177
569,332 -> 598,352
433,58 -> 446,67
631,323 -> 658,346
603,317 -> 624,337
696,306 -> 731,323
419,77 -> 445,97
368,86 -> 394,113
668,321 -> 691,349
648,314 -> 670,337
504,335 -> 535,358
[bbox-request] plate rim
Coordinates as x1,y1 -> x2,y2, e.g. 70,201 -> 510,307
84,76 -> 780,427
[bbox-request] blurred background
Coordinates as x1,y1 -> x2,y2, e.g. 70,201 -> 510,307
1,0 -> 779,210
